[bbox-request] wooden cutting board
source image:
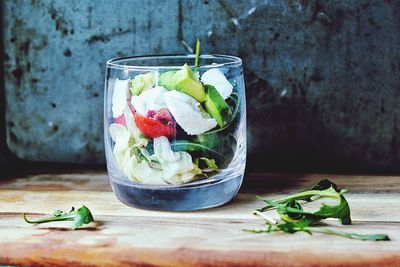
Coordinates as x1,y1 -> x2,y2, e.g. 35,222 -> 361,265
0,172 -> 399,267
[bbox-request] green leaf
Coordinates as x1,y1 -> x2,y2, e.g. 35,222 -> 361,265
248,179 -> 390,242
314,189 -> 351,225
23,205 -> 94,230
171,140 -> 225,160
257,179 -> 343,212
72,206 -> 95,230
194,157 -> 219,172
264,187 -> 351,225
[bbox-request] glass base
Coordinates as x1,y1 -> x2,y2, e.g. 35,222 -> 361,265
109,174 -> 243,211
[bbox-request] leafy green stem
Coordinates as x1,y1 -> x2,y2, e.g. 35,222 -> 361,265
257,188 -> 348,212
23,213 -> 75,224
195,38 -> 200,67
310,227 -> 390,241
247,179 -> 389,241
22,206 -> 94,230
244,222 -> 390,241
243,225 -> 390,241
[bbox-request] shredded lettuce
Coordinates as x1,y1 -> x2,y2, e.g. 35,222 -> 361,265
153,136 -> 200,184
109,122 -> 166,184
134,161 -> 166,184
109,123 -> 131,168
123,107 -> 148,147
110,121 -> 202,184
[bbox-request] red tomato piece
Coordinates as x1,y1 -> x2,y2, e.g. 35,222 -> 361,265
134,112 -> 175,139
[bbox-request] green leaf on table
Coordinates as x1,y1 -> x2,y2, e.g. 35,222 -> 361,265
23,205 -> 94,230
248,179 -> 390,241
264,187 -> 352,225
257,179 -> 345,213
72,206 -> 95,230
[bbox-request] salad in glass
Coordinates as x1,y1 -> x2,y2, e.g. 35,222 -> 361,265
104,51 -> 246,210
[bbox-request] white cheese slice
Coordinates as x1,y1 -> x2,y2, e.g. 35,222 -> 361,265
163,90 -> 217,135
200,68 -> 233,100
131,86 -> 168,116
112,79 -> 129,118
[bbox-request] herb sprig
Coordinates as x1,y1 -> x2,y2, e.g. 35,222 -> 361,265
247,179 -> 390,241
23,205 -> 94,230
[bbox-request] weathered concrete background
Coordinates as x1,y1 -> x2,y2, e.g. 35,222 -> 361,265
2,0 -> 400,172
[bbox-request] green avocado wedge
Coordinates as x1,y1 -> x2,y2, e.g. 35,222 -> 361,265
158,64 -> 206,102
203,85 -> 232,127
158,71 -> 176,89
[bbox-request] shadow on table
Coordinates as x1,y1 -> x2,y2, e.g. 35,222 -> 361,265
239,173 -> 319,194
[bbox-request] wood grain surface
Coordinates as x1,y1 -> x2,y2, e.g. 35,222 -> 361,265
1,172 -> 399,267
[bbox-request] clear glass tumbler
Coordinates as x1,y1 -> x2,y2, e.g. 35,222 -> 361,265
104,54 -> 246,210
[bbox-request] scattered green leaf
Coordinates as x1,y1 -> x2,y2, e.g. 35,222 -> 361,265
23,205 -> 94,230
263,187 -> 351,225
244,223 -> 390,241
248,179 -> 390,241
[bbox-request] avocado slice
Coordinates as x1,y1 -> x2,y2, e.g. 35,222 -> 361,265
174,64 -> 206,102
129,72 -> 155,95
158,71 -> 176,89
158,64 -> 206,102
203,85 -> 232,127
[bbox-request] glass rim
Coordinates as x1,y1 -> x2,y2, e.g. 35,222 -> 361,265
106,54 -> 242,70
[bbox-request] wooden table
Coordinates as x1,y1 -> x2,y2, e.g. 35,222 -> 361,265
0,172 -> 399,266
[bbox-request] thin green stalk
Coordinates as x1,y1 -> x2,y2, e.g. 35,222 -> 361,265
310,227 -> 390,241
195,38 -> 200,67
257,188 -> 348,212
23,213 -> 75,224
22,206 -> 94,230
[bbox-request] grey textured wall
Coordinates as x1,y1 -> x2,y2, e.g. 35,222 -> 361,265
2,0 -> 400,172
